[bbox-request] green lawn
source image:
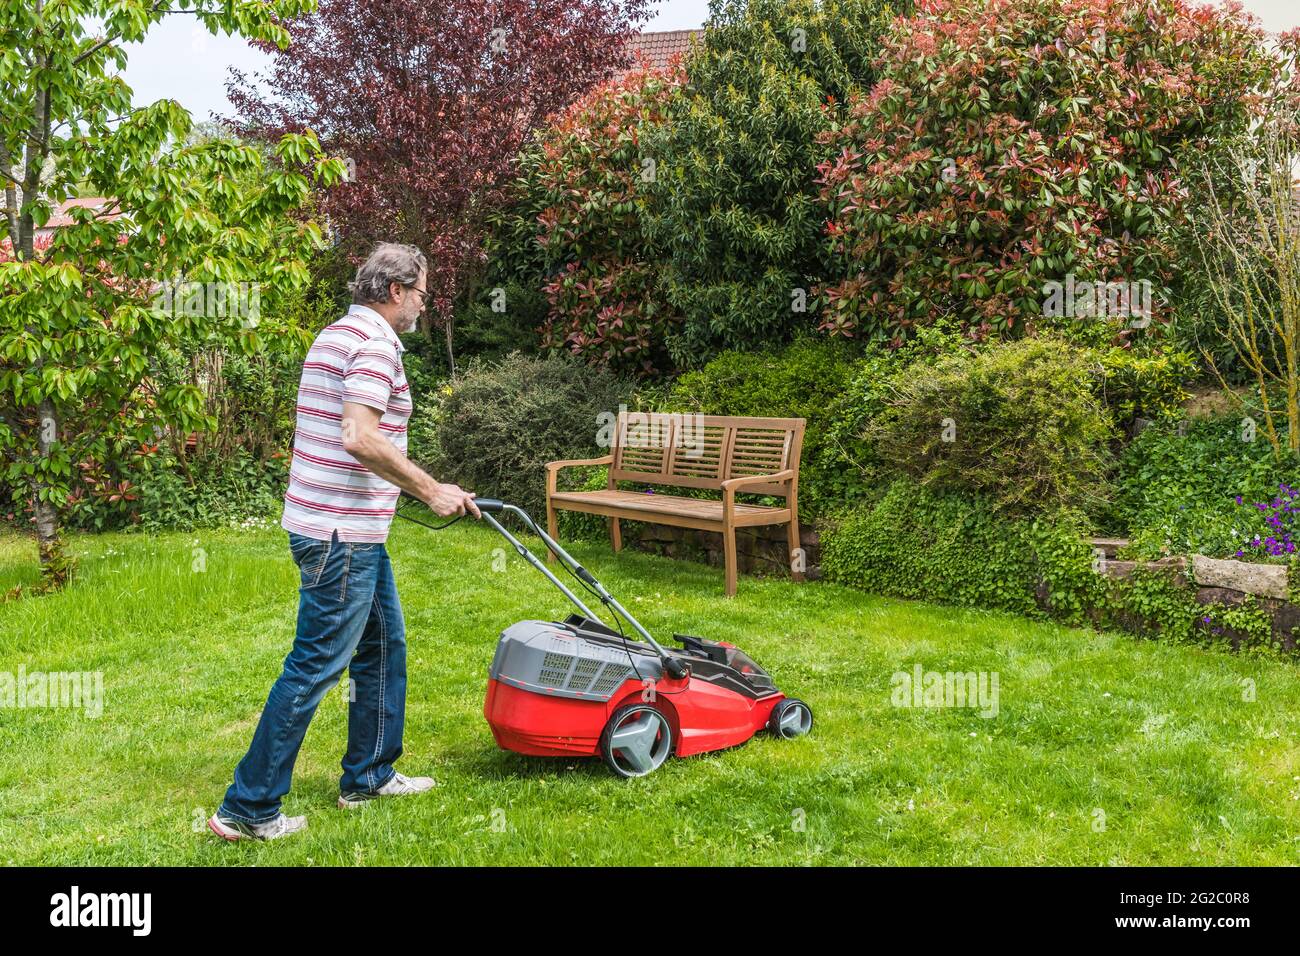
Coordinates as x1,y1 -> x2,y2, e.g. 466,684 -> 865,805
1,517 -> 1299,866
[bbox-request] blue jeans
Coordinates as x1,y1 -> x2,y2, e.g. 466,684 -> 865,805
218,530 -> 407,824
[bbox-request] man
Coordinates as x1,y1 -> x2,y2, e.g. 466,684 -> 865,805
209,243 -> 480,841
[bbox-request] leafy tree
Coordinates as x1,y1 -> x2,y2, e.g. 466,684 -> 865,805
641,0 -> 900,368
516,63 -> 685,375
1,0 -> 341,586
227,0 -> 650,374
462,61 -> 682,375
815,0 -> 1276,345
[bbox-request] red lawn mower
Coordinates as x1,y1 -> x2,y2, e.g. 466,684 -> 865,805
451,498 -> 813,777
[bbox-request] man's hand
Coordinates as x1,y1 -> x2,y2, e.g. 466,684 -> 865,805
341,402 -> 482,519
425,482 -> 480,519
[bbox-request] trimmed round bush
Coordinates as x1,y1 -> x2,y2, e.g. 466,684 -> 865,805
864,336 -> 1115,513
430,352 -> 633,518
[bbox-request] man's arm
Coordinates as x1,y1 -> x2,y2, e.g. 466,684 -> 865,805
341,401 -> 481,519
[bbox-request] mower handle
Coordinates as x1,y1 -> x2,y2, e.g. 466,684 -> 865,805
470,500 -> 683,674
395,492 -> 684,675
397,491 -> 501,515
486,505 -> 684,675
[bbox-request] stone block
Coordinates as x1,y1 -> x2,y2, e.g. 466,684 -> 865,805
1191,555 -> 1288,599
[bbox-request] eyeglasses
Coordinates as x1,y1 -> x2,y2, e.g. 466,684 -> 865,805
406,285 -> 429,305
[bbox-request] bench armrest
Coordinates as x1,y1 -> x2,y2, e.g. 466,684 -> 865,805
546,454 -> 614,496
545,454 -> 614,473
721,469 -> 795,492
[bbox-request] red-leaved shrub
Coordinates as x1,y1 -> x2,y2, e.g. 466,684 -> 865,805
531,62 -> 685,375
815,0 -> 1276,344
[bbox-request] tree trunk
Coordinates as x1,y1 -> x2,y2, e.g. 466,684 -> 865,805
0,141 -> 17,242
19,26 -> 64,586
444,315 -> 457,379
32,400 -> 71,589
19,47 -> 49,260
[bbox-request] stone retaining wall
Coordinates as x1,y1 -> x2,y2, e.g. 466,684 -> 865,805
626,520 -> 823,581
1091,540 -> 1297,648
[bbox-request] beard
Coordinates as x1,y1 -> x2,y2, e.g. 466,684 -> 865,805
399,311 -> 420,334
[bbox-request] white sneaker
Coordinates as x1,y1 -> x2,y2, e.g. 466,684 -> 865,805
338,771 -> 436,809
208,811 -> 307,841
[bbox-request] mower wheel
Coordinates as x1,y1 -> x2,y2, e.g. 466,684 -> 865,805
768,698 -> 813,739
599,704 -> 673,778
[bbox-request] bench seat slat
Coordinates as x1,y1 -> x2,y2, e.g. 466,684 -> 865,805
549,490 -> 789,528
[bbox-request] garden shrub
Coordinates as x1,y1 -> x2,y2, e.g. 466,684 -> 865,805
453,279 -> 549,366
815,0 -> 1274,344
149,345 -> 304,462
665,329 -> 1166,518
863,336 -> 1115,513
399,348 -> 452,469
63,449 -> 289,533
810,324 -> 976,512
431,352 -> 633,517
641,0 -> 900,367
1108,413 -> 1300,558
1167,295 -> 1248,388
19,337 -> 309,536
820,479 -> 1102,623
808,332 -> 1189,515
55,438 -> 166,533
1096,345 -> 1197,427
665,337 -> 858,441
822,481 -> 1291,654
138,451 -> 288,533
452,178 -> 554,369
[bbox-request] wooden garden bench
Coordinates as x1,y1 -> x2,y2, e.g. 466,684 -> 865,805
545,412 -> 806,597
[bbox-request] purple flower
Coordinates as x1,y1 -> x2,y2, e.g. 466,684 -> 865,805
1234,489 -> 1298,559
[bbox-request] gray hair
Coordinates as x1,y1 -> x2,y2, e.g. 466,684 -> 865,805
350,243 -> 428,305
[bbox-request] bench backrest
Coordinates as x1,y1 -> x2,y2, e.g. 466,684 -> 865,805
609,412 -> 805,498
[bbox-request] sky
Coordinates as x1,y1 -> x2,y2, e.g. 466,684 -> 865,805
119,0 -> 1300,122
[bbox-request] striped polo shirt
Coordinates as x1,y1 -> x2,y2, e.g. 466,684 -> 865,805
281,304 -> 413,543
